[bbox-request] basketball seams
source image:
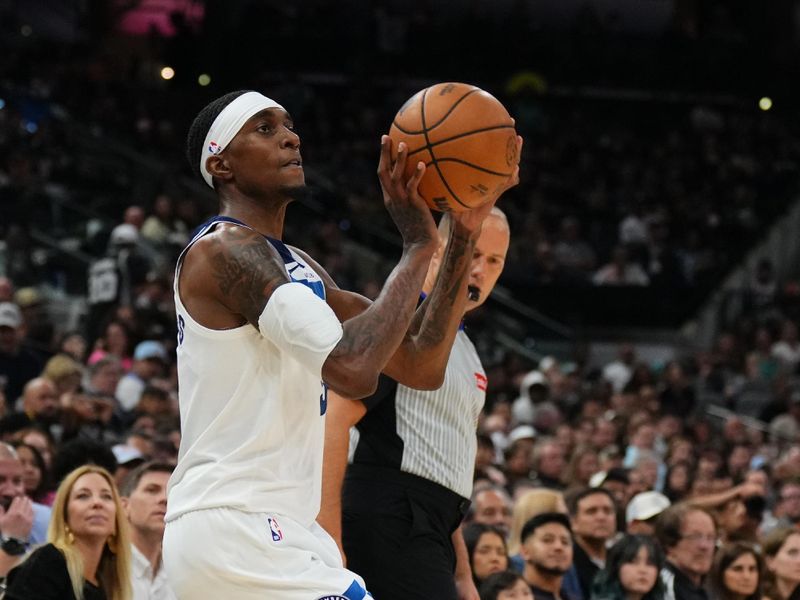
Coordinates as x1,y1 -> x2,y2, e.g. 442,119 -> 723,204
406,124 -> 516,158
391,87 -> 481,136
421,86 -> 471,210
426,88 -> 480,130
389,82 -> 516,212
426,159 -> 513,178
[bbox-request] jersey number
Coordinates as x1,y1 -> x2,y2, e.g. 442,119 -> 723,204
320,382 -> 328,415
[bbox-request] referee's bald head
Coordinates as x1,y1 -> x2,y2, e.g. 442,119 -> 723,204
437,207 -> 509,242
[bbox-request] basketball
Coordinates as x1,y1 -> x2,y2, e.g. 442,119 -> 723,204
389,82 -> 518,213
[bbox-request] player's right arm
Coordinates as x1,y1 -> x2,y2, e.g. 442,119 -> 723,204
179,138 -> 437,400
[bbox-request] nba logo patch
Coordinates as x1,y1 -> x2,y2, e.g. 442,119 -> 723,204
475,372 -> 488,391
267,517 -> 283,542
208,140 -> 222,155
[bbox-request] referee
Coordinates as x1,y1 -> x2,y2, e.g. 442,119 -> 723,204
322,207 -> 511,600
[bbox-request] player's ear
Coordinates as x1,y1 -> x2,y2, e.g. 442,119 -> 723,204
206,155 -> 233,182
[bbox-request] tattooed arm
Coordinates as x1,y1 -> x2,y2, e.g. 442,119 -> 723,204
293,217 -> 478,390
304,138 -> 521,390
296,161 -> 520,389
178,221 -> 434,399
178,138 -> 439,399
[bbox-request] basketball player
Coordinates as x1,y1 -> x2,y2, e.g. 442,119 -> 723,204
162,90 -> 518,600
320,205 -> 514,600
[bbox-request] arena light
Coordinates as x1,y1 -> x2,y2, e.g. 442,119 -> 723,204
198,73 -> 211,86
759,97 -> 773,111
160,66 -> 175,80
21,25 -> 32,37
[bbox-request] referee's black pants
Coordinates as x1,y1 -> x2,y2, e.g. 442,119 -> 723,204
342,464 -> 470,600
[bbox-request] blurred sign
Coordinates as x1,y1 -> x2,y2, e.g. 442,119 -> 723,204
116,0 -> 204,37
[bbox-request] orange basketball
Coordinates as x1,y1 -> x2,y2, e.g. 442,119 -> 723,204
389,82 -> 518,213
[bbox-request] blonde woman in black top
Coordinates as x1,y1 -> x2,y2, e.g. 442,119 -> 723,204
6,464 -> 132,600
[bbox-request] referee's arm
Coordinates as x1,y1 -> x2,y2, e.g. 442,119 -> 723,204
317,390 -> 366,563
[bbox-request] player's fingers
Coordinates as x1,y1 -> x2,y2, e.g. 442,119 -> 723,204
404,161 -> 426,198
390,141 -> 408,186
376,135 -> 391,181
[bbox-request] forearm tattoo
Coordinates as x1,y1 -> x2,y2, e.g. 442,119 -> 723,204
418,229 -> 475,347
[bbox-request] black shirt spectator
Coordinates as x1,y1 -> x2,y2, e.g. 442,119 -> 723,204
5,543 -> 106,600
0,302 -> 44,405
663,560 -> 709,600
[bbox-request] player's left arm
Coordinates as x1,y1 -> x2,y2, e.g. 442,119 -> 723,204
453,525 -> 480,600
290,173 -> 517,391
293,218 -> 476,390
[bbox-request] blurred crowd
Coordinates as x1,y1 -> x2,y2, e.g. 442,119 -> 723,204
4,244 -> 800,597
3,2 -> 800,303
2,1 -> 800,598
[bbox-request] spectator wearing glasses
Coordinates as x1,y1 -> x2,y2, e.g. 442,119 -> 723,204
655,504 -> 716,600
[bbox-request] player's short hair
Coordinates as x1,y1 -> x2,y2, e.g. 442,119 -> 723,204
186,90 -> 252,179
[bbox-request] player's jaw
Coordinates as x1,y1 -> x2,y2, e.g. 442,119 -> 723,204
278,183 -> 312,203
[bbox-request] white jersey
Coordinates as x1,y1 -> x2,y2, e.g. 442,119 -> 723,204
350,329 -> 486,498
166,217 -> 341,527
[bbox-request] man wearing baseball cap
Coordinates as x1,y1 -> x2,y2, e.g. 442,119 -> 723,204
116,341 -> 169,412
626,491 -> 671,536
0,303 -> 43,406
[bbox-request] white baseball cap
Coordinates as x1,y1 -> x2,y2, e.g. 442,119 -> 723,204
626,491 -> 671,524
112,444 -> 145,466
508,425 -> 538,444
109,223 -> 139,246
0,303 -> 22,329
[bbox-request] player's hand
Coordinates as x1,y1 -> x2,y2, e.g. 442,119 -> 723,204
377,135 -> 438,253
0,496 -> 34,541
451,135 -> 522,234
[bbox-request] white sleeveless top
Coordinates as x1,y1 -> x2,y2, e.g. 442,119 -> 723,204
166,217 -> 341,526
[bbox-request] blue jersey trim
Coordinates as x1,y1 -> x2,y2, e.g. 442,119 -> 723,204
342,579 -> 368,600
188,216 -> 325,300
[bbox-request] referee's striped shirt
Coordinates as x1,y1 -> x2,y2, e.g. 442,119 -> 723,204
350,330 -> 486,498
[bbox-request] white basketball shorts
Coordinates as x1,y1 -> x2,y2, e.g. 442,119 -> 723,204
163,507 -> 372,600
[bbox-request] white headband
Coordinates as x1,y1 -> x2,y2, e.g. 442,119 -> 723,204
200,91 -> 284,188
